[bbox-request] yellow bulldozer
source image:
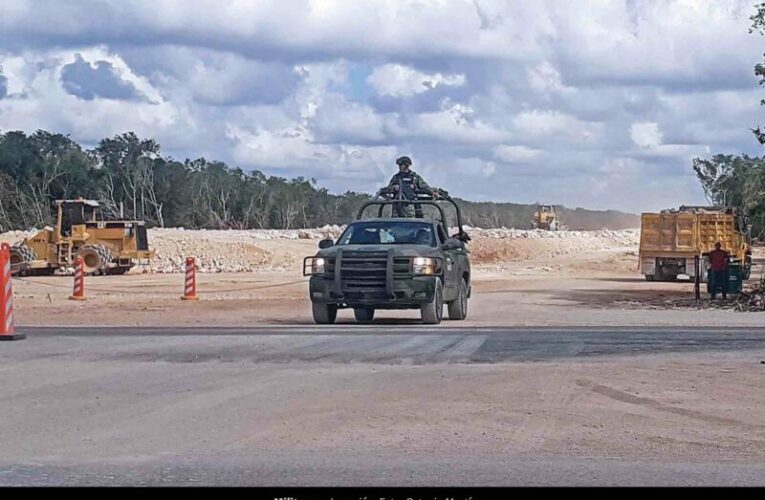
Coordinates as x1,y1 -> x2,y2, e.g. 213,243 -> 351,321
532,204 -> 561,231
9,199 -> 154,276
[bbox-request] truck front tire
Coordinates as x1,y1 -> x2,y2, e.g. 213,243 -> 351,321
447,279 -> 468,320
312,303 -> 338,324
421,278 -> 444,325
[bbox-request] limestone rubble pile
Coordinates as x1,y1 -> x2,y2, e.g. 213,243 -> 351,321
467,228 -> 640,265
1,226 -> 641,273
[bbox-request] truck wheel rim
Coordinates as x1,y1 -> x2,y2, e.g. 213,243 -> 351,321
80,251 -> 101,272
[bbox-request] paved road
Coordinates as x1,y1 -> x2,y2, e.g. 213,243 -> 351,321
2,326 -> 764,486
13,325 -> 765,364
3,455 -> 765,487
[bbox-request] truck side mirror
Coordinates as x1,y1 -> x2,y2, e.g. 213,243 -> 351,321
451,231 -> 471,243
443,238 -> 463,251
319,239 -> 334,249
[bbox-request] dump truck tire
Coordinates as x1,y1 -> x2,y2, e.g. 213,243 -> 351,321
421,278 -> 444,325
9,245 -> 36,275
77,245 -> 106,274
447,279 -> 468,320
9,245 -> 36,266
312,303 -> 338,324
354,307 -> 375,322
95,245 -> 113,275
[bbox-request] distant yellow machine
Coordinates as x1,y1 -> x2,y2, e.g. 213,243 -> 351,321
638,206 -> 751,282
10,199 -> 154,276
532,204 -> 560,231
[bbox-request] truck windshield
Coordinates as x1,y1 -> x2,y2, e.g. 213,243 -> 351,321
338,221 -> 435,246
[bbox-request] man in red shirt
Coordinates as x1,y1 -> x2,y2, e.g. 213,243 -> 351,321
708,242 -> 729,300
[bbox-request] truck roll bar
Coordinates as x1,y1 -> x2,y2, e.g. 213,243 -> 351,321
357,190 -> 471,243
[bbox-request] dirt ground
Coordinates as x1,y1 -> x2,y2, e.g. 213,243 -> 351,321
10,241 -> 765,327
4,238 -> 765,485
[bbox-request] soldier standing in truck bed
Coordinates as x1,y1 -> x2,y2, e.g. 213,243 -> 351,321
387,156 -> 440,217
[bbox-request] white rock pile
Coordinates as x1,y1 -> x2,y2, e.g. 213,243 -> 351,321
1,226 -> 641,273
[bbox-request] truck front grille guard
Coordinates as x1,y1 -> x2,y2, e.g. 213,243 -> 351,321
334,248 -> 343,299
334,249 -> 397,299
386,249 -> 394,298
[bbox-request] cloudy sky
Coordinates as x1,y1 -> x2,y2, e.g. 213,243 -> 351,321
1,0 -> 763,212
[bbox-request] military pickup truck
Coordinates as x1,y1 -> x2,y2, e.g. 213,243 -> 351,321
303,192 -> 471,324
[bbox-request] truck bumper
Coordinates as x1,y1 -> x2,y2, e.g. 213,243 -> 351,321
309,275 -> 438,309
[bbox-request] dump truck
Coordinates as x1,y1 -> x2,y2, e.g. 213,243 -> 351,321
532,204 -> 560,231
638,206 -> 751,282
9,199 -> 154,276
303,191 -> 471,325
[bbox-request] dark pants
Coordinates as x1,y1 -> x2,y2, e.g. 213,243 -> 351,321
393,201 -> 423,218
709,269 -> 729,299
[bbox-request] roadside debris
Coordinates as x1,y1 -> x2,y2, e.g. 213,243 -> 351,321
733,282 -> 765,311
611,279 -> 765,312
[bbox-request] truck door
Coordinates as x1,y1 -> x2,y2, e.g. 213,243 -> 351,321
438,224 -> 459,301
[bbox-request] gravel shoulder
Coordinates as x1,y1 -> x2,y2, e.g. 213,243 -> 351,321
10,245 -> 765,328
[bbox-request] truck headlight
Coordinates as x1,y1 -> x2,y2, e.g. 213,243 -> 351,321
413,257 -> 436,275
303,257 -> 326,276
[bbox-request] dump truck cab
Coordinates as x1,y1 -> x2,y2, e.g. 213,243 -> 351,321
304,192 -> 471,324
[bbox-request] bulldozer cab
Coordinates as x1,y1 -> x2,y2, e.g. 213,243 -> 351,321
536,205 -> 556,218
533,204 -> 559,230
58,199 -> 101,237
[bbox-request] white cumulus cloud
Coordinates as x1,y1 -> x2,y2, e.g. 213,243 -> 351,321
367,64 -> 466,97
630,122 -> 663,149
0,0 -> 762,212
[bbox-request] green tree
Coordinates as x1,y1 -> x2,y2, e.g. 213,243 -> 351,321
750,2 -> 765,143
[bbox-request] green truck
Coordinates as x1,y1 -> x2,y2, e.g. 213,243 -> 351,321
303,193 -> 471,324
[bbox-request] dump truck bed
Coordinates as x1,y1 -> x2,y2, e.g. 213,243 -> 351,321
639,212 -> 749,278
639,213 -> 743,258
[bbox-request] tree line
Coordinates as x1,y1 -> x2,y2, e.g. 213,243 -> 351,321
0,129 -> 638,233
693,155 -> 765,240
690,5 -> 765,241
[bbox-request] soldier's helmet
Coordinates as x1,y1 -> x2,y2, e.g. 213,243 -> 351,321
396,156 -> 412,166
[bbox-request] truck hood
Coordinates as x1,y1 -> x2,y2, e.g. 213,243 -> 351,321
315,244 -> 441,259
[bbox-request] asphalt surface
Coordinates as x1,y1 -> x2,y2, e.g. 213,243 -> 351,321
12,325 -> 765,364
1,325 -> 764,486
4,455 -> 765,487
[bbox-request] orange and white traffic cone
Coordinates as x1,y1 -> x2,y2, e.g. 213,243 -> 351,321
1,243 -> 25,341
69,257 -> 86,301
181,257 -> 198,301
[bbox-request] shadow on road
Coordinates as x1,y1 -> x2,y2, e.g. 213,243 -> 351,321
266,317 -> 429,326
543,287 -> 717,310
588,277 -> 691,284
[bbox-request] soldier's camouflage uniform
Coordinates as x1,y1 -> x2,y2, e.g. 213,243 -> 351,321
387,170 -> 432,218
